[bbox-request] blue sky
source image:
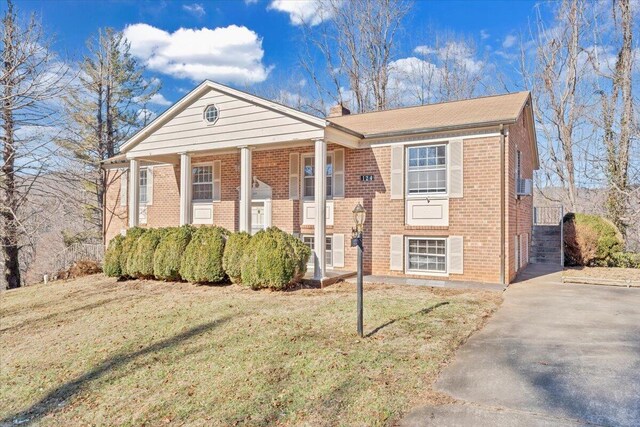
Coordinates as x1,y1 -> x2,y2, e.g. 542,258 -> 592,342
10,0 -> 548,113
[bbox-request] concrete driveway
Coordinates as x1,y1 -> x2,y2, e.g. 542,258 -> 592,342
403,264 -> 640,427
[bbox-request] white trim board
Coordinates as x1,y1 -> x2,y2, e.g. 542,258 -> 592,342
367,132 -> 504,148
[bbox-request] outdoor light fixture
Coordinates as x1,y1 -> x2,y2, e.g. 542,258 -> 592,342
351,202 -> 366,337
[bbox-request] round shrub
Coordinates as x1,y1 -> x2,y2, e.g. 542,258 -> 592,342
608,252 -> 640,269
563,213 -> 624,266
153,225 -> 194,281
287,233 -> 311,281
180,226 -> 229,283
103,235 -> 124,277
127,228 -> 167,278
240,227 -> 306,290
119,227 -> 147,278
222,231 -> 251,283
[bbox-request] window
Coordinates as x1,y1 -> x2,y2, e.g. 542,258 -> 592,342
204,105 -> 219,124
139,169 -> 148,204
302,235 -> 333,267
192,165 -> 213,200
407,238 -> 446,273
407,145 -> 447,195
303,154 -> 333,198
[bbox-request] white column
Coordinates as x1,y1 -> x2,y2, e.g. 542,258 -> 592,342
239,146 -> 252,233
128,159 -> 139,228
179,153 -> 192,225
314,139 -> 327,279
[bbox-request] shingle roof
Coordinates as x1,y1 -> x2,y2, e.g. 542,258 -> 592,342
327,91 -> 531,137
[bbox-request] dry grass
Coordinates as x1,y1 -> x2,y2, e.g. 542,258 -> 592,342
563,266 -> 640,281
0,275 -> 501,426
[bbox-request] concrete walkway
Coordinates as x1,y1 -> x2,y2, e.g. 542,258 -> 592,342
402,263 -> 640,427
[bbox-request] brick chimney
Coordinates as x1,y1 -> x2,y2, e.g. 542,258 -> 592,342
328,103 -> 351,118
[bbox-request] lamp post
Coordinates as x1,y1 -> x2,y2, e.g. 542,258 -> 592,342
351,202 -> 366,337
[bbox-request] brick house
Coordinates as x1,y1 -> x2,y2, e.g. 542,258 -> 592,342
103,80 -> 538,285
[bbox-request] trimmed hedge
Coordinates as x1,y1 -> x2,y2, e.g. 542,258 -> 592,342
563,213 -> 624,266
119,227 -> 147,277
153,225 -> 194,281
288,233 -> 311,281
180,226 -> 228,283
240,227 -> 311,290
103,235 -> 125,277
222,231 -> 251,283
127,228 -> 167,278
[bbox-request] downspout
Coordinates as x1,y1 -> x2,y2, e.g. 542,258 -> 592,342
499,124 -> 506,286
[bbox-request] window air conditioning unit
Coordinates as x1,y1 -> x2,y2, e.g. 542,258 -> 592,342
517,178 -> 532,196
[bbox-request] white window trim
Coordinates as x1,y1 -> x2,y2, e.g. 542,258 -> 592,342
203,104 -> 220,125
139,167 -> 149,206
301,151 -> 335,201
191,162 -> 214,202
405,236 -> 448,276
405,143 -> 449,199
302,234 -> 333,268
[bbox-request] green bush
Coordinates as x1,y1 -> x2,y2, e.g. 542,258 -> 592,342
119,227 -> 147,277
153,225 -> 194,281
563,213 -> 624,266
127,228 -> 167,278
287,233 -> 311,281
608,252 -> 640,269
180,226 -> 229,283
103,235 -> 125,277
222,231 -> 251,283
240,227 -> 310,290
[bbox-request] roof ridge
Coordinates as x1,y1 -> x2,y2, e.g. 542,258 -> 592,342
330,91 -> 530,119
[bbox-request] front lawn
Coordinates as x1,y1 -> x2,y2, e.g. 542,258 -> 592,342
1,275 -> 501,426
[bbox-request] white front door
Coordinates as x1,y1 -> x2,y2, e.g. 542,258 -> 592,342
251,202 -> 265,234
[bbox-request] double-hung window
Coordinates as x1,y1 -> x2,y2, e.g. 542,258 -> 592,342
139,169 -> 148,204
192,165 -> 213,201
302,235 -> 333,267
407,238 -> 446,273
407,145 -> 447,195
302,154 -> 333,198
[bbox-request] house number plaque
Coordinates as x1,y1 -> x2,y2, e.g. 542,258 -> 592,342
360,175 -> 374,182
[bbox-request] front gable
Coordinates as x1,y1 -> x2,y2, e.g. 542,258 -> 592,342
124,81 -> 325,158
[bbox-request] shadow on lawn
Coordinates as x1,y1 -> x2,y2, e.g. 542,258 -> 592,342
2,315 -> 235,426
0,296 -> 135,333
366,301 -> 449,337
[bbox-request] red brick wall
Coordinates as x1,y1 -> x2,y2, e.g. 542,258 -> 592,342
105,116 -> 536,284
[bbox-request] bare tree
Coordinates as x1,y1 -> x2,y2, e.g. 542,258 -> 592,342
1,0 -> 69,289
591,0 -> 636,236
56,28 -> 159,243
388,31 -> 489,107
299,0 -> 411,113
522,0 -> 592,212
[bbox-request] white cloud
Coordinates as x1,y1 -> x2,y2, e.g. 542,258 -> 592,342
414,45 -> 436,56
502,34 -> 517,49
268,0 -> 332,26
137,108 -> 157,124
480,29 -> 490,40
149,93 -> 172,106
182,3 -> 206,17
414,41 -> 483,73
123,23 -> 272,84
245,0 -> 259,4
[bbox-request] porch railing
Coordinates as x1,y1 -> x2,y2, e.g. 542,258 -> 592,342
54,243 -> 105,273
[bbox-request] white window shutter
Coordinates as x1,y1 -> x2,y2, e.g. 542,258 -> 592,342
333,149 -> 345,198
289,153 -> 300,200
146,167 -> 154,205
390,145 -> 404,199
448,139 -> 463,198
120,169 -> 128,207
213,160 -> 222,201
448,236 -> 464,274
390,235 -> 403,271
333,233 -> 345,268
